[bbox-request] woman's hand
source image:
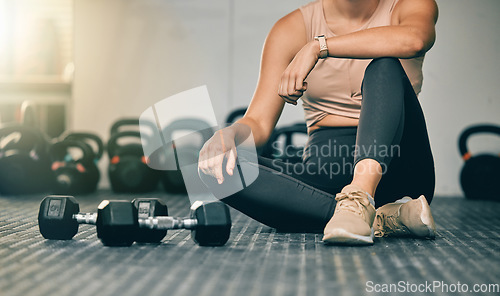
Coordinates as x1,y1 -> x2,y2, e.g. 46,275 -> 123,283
278,41 -> 320,105
198,127 -> 238,184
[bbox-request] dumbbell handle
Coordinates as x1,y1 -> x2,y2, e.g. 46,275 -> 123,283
138,217 -> 197,230
73,213 -> 97,225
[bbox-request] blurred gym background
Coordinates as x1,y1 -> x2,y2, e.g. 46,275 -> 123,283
0,0 -> 499,195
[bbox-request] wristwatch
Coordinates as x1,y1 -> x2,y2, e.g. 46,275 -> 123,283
314,35 -> 328,59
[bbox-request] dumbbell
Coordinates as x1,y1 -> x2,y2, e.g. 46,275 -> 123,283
131,198 -> 168,243
132,198 -> 232,246
38,195 -> 137,246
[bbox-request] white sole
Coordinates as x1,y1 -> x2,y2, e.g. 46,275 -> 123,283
418,195 -> 436,239
323,228 -> 374,245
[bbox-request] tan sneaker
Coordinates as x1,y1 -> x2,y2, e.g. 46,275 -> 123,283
374,195 -> 436,239
323,184 -> 376,245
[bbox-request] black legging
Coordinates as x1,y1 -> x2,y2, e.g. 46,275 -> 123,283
200,58 -> 435,233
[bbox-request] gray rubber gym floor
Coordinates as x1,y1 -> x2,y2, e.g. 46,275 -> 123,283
1,191 -> 499,296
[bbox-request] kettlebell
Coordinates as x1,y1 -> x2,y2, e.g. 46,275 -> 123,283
0,124 -> 54,195
50,139 -> 99,195
63,132 -> 104,162
108,130 -> 159,193
261,123 -> 308,163
458,124 -> 500,201
225,108 -> 247,126
160,118 -> 214,193
20,100 -> 38,128
110,118 -> 142,135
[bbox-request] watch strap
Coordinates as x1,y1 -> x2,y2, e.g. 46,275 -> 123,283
314,35 -> 328,59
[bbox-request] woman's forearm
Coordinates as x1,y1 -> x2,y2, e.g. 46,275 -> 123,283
321,0 -> 438,60
231,117 -> 270,148
324,25 -> 432,59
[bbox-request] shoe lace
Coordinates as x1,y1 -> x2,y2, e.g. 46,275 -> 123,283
374,212 -> 411,237
334,190 -> 371,219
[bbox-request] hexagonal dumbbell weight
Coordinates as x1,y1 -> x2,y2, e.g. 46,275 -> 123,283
134,199 -> 232,246
131,198 -> 169,243
38,195 -> 137,246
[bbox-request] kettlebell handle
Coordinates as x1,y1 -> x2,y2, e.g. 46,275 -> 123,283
110,118 -> 140,135
50,139 -> 94,164
458,124 -> 500,161
0,124 -> 47,153
225,108 -> 247,126
162,118 -> 215,145
63,132 -> 104,160
262,123 -> 307,157
107,131 -> 142,158
20,100 -> 38,127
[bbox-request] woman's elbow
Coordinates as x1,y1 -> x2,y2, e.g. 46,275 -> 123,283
403,36 -> 432,58
411,39 -> 426,57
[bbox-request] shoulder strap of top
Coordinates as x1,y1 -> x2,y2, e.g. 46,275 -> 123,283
389,0 -> 400,13
299,1 -> 321,42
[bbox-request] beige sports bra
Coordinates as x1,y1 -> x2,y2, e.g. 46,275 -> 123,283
299,0 -> 424,127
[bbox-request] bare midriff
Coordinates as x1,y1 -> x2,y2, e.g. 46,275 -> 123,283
308,113 -> 359,133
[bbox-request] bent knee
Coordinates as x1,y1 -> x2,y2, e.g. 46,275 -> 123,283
365,57 -> 402,76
